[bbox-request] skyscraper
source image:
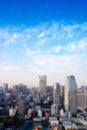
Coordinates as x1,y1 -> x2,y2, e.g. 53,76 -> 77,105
53,83 -> 60,106
3,83 -> 8,93
18,98 -> 25,117
64,75 -> 77,113
39,75 -> 47,99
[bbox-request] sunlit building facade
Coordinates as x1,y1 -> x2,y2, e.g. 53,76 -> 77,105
39,75 -> 47,99
64,75 -> 77,113
53,83 -> 60,106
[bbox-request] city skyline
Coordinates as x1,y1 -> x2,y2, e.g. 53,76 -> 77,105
0,0 -> 87,86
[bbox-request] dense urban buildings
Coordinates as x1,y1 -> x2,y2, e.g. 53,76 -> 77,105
0,75 -> 87,130
64,75 -> 77,113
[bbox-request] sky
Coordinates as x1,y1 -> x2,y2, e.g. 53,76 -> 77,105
0,0 -> 87,87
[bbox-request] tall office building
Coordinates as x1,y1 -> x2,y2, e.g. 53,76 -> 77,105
3,83 -> 8,93
39,75 -> 47,99
18,98 -> 25,117
64,76 -> 77,113
53,83 -> 60,106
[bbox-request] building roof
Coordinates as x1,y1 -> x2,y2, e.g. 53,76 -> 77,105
63,121 -> 72,125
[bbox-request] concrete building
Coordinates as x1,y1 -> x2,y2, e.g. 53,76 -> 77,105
3,83 -> 8,93
0,91 -> 4,102
18,98 -> 25,117
60,85 -> 64,105
77,90 -> 87,110
35,92 -> 40,103
39,75 -> 47,99
53,83 -> 60,106
62,118 -> 87,130
51,104 -> 58,115
64,75 -> 77,113
49,117 -> 59,126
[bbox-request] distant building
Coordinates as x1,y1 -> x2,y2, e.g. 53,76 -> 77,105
18,84 -> 27,94
49,117 -> 59,126
77,90 -> 87,110
79,86 -> 87,92
64,75 -> 77,113
60,85 -> 64,105
0,86 -> 3,92
51,104 -> 58,115
47,86 -> 53,93
53,83 -> 60,106
18,98 -> 25,117
9,107 -> 17,117
35,92 -> 40,103
0,91 -> 4,102
39,75 -> 47,99
12,85 -> 19,91
3,83 -> 8,93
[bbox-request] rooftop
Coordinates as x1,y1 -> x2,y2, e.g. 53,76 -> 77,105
63,121 -> 72,125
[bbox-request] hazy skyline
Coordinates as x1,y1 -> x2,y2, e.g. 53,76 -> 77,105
0,0 -> 87,87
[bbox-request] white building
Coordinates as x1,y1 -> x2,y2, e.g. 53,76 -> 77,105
38,110 -> 42,117
35,92 -> 40,103
60,109 -> 65,117
49,117 -> 59,126
51,104 -> 58,115
53,83 -> 60,106
63,121 -> 76,130
64,75 -> 77,113
9,108 -> 16,117
39,75 -> 47,99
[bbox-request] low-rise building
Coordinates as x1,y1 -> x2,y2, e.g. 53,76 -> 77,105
49,117 -> 59,126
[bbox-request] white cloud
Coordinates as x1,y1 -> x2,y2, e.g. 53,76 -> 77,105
78,39 -> 87,50
55,45 -> 62,52
0,22 -> 87,86
37,38 -> 47,45
37,32 -> 45,38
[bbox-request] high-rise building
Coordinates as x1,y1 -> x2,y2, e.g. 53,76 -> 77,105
3,83 -> 8,93
18,98 -> 25,117
53,83 -> 60,106
77,90 -> 87,110
60,85 -> 64,105
64,75 -> 77,113
39,75 -> 47,99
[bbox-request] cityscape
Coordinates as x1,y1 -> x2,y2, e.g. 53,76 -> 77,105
0,75 -> 87,129
0,0 -> 87,130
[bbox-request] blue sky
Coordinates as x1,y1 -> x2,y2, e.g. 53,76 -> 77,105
0,0 -> 87,87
